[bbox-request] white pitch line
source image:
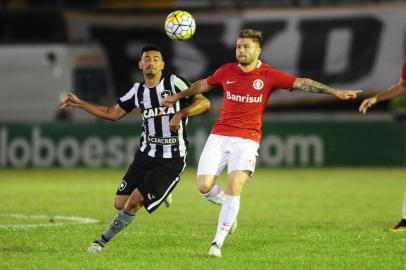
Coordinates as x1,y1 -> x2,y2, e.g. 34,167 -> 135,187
0,213 -> 99,230
0,223 -> 63,229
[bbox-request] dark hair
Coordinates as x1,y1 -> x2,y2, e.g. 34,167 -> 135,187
238,29 -> 262,46
141,44 -> 163,58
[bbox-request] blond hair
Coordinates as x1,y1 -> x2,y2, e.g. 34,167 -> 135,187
238,29 -> 262,45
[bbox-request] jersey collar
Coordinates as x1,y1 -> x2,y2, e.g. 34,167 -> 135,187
256,60 -> 262,68
238,60 -> 262,72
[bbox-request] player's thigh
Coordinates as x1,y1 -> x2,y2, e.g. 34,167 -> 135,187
138,156 -> 186,213
226,170 -> 250,196
115,150 -> 148,199
197,134 -> 229,176
228,138 -> 259,175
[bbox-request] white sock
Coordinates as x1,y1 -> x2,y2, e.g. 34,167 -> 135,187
212,195 -> 240,247
202,184 -> 225,205
402,195 -> 406,220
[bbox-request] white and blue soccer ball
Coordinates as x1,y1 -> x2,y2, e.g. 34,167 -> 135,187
165,10 -> 196,41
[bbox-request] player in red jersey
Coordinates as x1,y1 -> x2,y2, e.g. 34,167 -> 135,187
359,58 -> 406,232
359,59 -> 406,113
163,29 -> 362,257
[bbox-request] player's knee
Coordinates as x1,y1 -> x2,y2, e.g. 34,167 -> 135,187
114,201 -> 124,210
197,177 -> 213,193
114,197 -> 126,210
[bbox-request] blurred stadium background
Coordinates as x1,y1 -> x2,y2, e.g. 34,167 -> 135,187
1,0 -> 406,169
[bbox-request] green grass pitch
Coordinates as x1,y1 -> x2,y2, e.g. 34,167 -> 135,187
0,168 -> 405,270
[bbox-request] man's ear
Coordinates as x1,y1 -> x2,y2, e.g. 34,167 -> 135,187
138,60 -> 142,70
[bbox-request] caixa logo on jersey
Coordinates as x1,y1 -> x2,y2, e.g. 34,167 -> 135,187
142,106 -> 175,119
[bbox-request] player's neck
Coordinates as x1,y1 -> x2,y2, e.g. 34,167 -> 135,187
144,73 -> 162,88
239,60 -> 259,73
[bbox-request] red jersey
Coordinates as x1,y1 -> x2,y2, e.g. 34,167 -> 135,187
402,58 -> 406,80
207,61 -> 296,142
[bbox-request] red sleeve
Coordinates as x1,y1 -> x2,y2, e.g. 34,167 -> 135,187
269,68 -> 297,91
207,65 -> 226,86
402,58 -> 406,80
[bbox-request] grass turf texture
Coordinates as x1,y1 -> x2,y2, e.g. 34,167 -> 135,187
0,168 -> 405,270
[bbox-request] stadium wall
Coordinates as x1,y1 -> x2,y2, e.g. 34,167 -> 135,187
66,6 -> 406,99
0,119 -> 404,168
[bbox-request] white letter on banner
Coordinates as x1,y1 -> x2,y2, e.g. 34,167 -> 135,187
106,137 -> 124,167
285,135 -> 324,166
260,135 -> 285,166
0,128 -> 7,167
82,137 -> 104,168
57,138 -> 80,167
8,138 -> 31,167
33,127 -> 55,167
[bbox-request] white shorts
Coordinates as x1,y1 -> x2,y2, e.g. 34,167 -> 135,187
197,134 -> 259,176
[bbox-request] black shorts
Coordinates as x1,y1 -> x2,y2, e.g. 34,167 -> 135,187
116,150 -> 186,213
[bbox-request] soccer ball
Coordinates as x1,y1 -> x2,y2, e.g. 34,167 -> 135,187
165,10 -> 196,41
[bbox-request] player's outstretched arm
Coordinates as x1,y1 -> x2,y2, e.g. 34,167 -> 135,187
293,78 -> 362,100
162,78 -> 212,107
59,92 -> 127,121
359,79 -> 406,114
169,94 -> 210,132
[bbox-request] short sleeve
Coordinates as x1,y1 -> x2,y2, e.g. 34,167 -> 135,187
269,68 -> 297,91
171,74 -> 194,102
173,75 -> 191,91
116,83 -> 139,112
207,65 -> 227,86
402,58 -> 406,81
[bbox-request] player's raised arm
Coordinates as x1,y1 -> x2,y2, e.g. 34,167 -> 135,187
162,78 -> 213,107
293,78 -> 362,100
359,79 -> 406,114
169,93 -> 210,132
59,92 -> 127,121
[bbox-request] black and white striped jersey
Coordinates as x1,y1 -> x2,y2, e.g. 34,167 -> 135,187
117,74 -> 193,158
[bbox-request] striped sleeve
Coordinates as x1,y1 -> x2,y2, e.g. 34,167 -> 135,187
173,75 -> 193,100
174,75 -> 191,90
117,83 -> 139,112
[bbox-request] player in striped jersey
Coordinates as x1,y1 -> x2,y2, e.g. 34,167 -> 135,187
60,45 -> 210,252
359,58 -> 406,232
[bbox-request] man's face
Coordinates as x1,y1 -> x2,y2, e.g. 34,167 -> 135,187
236,38 -> 261,66
139,50 -> 164,76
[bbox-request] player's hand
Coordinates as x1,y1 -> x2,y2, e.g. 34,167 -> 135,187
59,93 -> 82,109
162,94 -> 179,107
334,90 -> 363,100
169,112 -> 183,132
359,96 -> 377,114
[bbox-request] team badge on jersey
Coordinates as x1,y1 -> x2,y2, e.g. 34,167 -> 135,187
160,90 -> 172,99
119,180 -> 127,191
253,79 -> 264,90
